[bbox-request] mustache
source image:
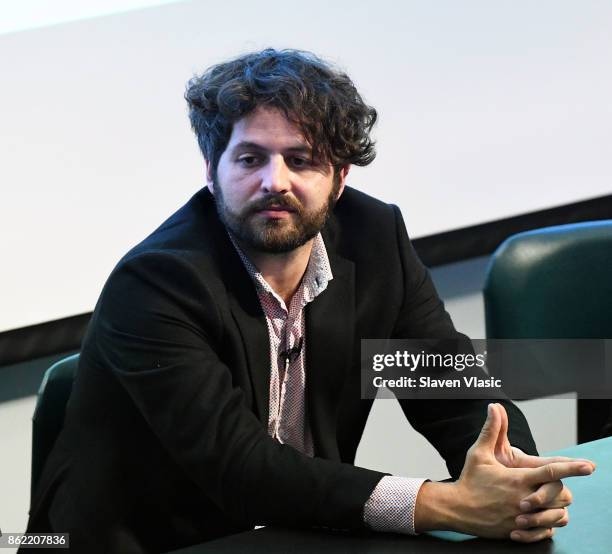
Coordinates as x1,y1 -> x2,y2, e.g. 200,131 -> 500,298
247,195 -> 302,214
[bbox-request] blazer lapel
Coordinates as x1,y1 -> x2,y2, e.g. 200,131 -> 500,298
203,198 -> 271,426
306,250 -> 355,461
227,281 -> 270,426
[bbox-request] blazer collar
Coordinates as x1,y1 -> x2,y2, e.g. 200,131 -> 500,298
195,188 -> 271,423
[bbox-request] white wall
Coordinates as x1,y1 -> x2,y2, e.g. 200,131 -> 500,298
1,395 -> 37,552
2,0 -> 611,332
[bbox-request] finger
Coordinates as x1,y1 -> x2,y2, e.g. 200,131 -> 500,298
474,403 -> 502,451
520,483 -> 572,511
519,481 -> 563,511
510,527 -> 555,543
494,403 -> 509,454
526,461 -> 594,485
512,452 -> 595,469
515,507 -> 569,529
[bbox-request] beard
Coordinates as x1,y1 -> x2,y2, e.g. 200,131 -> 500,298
212,178 -> 339,254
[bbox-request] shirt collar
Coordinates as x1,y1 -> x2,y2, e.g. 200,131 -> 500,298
228,231 -> 333,308
302,233 -> 333,303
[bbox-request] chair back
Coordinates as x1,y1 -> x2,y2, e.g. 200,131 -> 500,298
483,220 -> 612,442
31,353 -> 79,501
484,220 -> 612,339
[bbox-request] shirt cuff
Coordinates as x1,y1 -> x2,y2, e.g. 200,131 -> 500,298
363,475 -> 429,535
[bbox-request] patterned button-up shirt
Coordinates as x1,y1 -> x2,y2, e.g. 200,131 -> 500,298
230,231 -> 426,534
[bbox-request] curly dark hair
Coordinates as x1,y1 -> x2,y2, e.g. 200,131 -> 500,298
184,48 -> 377,173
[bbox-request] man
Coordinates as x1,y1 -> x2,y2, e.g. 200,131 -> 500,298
24,49 -> 594,553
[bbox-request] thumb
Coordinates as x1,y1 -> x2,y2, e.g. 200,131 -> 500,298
473,403 -> 502,452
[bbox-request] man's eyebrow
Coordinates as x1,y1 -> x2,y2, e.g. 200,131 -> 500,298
231,141 -> 312,154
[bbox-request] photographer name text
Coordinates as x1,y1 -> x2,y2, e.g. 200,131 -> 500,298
373,375 -> 502,389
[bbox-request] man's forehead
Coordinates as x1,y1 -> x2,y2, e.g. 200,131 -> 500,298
227,106 -> 310,151
230,140 -> 311,154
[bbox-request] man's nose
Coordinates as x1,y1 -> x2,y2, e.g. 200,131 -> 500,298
260,156 -> 291,194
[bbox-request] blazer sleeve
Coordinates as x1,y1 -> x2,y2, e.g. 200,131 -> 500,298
92,250 -> 386,531
388,205 -> 538,478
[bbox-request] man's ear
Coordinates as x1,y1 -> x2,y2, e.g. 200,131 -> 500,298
335,165 -> 350,200
205,159 -> 215,195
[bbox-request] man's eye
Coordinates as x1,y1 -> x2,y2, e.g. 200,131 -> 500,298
238,155 -> 260,166
290,157 -> 310,168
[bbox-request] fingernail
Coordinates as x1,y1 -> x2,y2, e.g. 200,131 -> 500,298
520,500 -> 531,511
580,464 -> 593,474
511,531 -> 522,541
516,516 -> 528,527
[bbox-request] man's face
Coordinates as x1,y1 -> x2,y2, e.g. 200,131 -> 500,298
207,106 -> 348,254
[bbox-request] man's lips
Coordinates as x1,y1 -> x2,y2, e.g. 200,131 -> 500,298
253,205 -> 296,216
256,208 -> 294,218
257,205 -> 295,211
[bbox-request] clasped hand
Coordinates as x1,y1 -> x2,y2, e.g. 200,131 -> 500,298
454,402 -> 595,542
415,404 -> 595,542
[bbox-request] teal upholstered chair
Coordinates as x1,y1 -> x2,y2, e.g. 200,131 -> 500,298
483,220 -> 612,443
31,353 -> 79,501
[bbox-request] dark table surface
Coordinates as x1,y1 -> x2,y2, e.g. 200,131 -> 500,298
169,437 -> 612,554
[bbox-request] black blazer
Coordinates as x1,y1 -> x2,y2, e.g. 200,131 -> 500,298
24,186 -> 537,553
